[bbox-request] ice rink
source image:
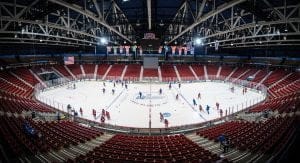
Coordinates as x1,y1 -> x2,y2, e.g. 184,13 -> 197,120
37,80 -> 266,128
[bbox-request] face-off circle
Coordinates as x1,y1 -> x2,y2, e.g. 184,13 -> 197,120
131,92 -> 168,107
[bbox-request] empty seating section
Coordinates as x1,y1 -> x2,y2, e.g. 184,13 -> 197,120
239,69 -> 258,80
197,117 -> 296,152
0,71 -> 33,97
219,65 -> 234,77
273,80 -> 300,97
252,70 -> 268,83
53,65 -> 72,78
82,64 -> 95,75
79,134 -> 221,162
143,68 -> 158,77
0,116 -> 103,157
0,79 -> 26,97
176,65 -> 194,79
263,70 -> 286,87
97,64 -> 110,76
206,65 -> 219,76
270,73 -> 299,93
107,64 -> 125,77
124,64 -> 140,79
12,68 -> 39,86
250,93 -> 299,113
67,65 -> 82,76
191,64 -> 205,77
0,96 -> 54,113
160,64 -> 177,81
230,67 -> 248,79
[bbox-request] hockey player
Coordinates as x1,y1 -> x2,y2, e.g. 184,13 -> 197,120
100,115 -> 105,123
102,88 -> 105,94
92,109 -> 96,118
112,89 -> 115,95
169,83 -> 172,89
198,92 -> 201,99
193,98 -> 197,106
106,111 -> 110,120
178,83 -> 181,89
216,102 -> 220,110
199,105 -> 203,112
220,109 -> 223,117
125,84 -> 128,89
139,91 -> 142,99
206,105 -> 210,114
164,119 -> 169,128
176,94 -> 179,100
103,82 -> 106,87
230,86 -> 234,93
73,83 -> 76,89
113,82 -> 116,87
160,112 -> 164,122
159,88 -> 162,95
79,107 -> 83,116
102,109 -> 105,115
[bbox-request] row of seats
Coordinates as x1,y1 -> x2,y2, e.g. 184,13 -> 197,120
0,115 -> 103,157
76,134 -> 225,162
197,116 -> 296,152
250,92 -> 299,113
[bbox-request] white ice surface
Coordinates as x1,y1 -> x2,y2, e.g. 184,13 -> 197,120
37,81 -> 265,128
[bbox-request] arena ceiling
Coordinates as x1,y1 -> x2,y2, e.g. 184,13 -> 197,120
0,0 -> 299,49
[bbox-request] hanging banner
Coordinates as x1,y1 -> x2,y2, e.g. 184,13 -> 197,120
178,46 -> 183,56
158,46 -> 163,54
107,46 -> 112,53
183,47 -> 188,55
132,45 -> 137,52
190,46 -> 195,55
124,46 -> 130,56
171,46 -> 177,55
119,46 -> 124,54
139,46 -> 143,56
113,46 -> 118,55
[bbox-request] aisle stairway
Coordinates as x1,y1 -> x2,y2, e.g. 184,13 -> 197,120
35,133 -> 114,162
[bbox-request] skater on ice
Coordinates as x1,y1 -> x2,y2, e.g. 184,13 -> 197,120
103,82 -> 106,87
206,105 -> 210,114
139,91 -> 142,99
160,112 -> 164,122
199,105 -> 203,112
164,119 -> 169,128
102,109 -> 105,115
106,111 -> 110,120
198,92 -> 201,99
73,83 -> 76,89
220,109 -> 223,117
102,88 -> 105,94
125,84 -> 128,89
176,94 -> 179,100
193,98 -> 197,106
113,82 -> 116,87
178,83 -> 181,88
159,88 -> 162,95
79,107 -> 83,116
100,115 -> 105,123
230,86 -> 234,93
216,102 -> 220,110
92,109 -> 96,118
112,89 -> 115,95
169,83 -> 172,89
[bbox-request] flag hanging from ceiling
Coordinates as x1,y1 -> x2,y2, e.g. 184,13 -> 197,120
64,56 -> 74,65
